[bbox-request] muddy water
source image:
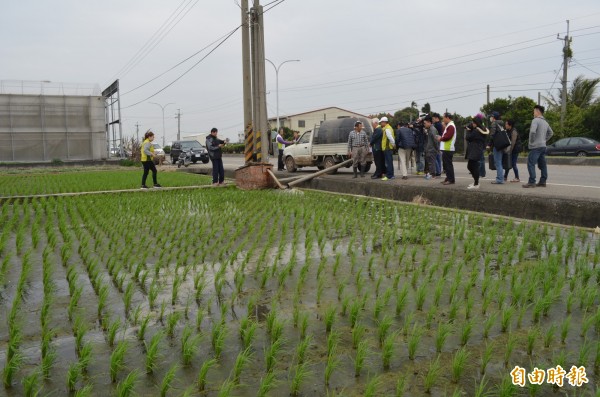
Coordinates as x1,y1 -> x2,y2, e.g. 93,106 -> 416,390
0,191 -> 598,397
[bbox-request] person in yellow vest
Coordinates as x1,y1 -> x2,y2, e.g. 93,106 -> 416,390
140,130 -> 162,189
380,117 -> 396,180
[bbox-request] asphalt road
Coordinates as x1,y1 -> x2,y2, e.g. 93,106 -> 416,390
182,155 -> 600,201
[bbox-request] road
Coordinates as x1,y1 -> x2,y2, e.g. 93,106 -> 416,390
181,155 -> 600,201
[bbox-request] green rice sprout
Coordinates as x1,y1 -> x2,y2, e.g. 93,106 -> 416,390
290,361 -> 311,397
451,347 -> 470,383
232,347 -> 253,384
448,300 -> 459,322
544,324 -> 556,348
373,295 -> 384,320
327,331 -> 340,358
324,352 -> 340,386
115,370 -> 138,397
211,321 -> 228,360
435,322 -> 451,353
526,327 -> 538,356
241,319 -> 257,350
324,306 -> 336,333
494,375 -> 517,397
483,313 -> 497,339
504,333 -> 516,367
382,332 -> 396,370
349,299 -> 362,329
22,370 -> 41,397
377,315 -> 393,347
197,358 -> 217,392
110,342 -> 128,383
257,371 -> 278,397
460,319 -> 474,346
395,375 -> 407,397
148,281 -> 160,310
300,312 -> 309,339
354,340 -> 369,377
500,306 -> 514,333
78,342 -> 93,373
560,316 -> 571,343
265,337 -> 285,373
473,375 -> 489,397
107,317 -> 121,348
123,282 -> 134,317
407,324 -> 422,360
480,342 -> 493,375
166,311 -> 181,338
181,326 -> 202,366
364,375 -> 382,397
66,362 -> 80,392
137,314 -> 150,341
160,364 -> 178,397
340,295 -> 351,317
41,349 -> 56,380
415,283 -> 427,311
145,331 -> 164,374
423,356 -> 441,394
395,284 -> 409,317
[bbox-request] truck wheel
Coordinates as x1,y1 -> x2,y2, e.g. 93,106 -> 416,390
172,158 -> 177,164
202,160 -> 209,164
317,165 -> 325,170
285,156 -> 297,172
362,162 -> 372,173
324,156 -> 338,174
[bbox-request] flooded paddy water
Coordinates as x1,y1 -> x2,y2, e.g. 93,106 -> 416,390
0,186 -> 598,396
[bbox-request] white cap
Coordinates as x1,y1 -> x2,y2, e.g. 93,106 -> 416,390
380,117 -> 389,122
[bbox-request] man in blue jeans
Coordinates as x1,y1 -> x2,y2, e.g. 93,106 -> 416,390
488,111 -> 505,184
523,105 -> 553,188
380,117 -> 396,180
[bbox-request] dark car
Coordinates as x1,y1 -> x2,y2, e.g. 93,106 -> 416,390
545,137 -> 600,157
170,140 -> 209,164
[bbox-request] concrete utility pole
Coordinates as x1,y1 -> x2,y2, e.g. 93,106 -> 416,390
135,122 -> 140,142
558,20 -> 572,132
241,0 -> 253,161
176,109 -> 181,141
250,0 -> 269,161
487,84 -> 490,105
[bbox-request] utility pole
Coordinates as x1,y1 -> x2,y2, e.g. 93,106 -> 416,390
241,0 -> 253,163
135,122 -> 140,142
175,109 -> 181,141
558,20 -> 572,132
250,0 -> 269,162
487,84 -> 490,105
538,92 -> 541,106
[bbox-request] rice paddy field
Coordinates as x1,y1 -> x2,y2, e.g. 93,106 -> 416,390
0,169 -> 599,396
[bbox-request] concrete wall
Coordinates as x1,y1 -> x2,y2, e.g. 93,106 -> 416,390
0,94 -> 106,161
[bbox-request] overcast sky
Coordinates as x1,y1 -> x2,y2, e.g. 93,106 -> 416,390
2,0 -> 600,143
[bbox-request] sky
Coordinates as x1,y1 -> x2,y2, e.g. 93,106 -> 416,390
2,0 -> 600,144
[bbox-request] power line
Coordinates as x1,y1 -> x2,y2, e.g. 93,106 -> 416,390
122,25 -> 242,110
572,58 -> 600,76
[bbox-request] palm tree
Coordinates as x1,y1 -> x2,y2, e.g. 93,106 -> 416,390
545,75 -> 600,110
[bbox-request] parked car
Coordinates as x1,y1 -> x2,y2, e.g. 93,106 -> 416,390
545,137 -> 600,157
169,140 -> 209,164
283,117 -> 374,173
110,147 -> 130,158
150,143 -> 166,164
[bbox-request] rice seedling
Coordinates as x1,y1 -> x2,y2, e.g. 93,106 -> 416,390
483,313 -> 496,339
123,282 -> 134,317
137,314 -> 151,342
340,295 -> 351,317
364,374 -> 382,397
78,342 -> 93,373
110,342 -> 128,383
423,356 -> 441,394
211,321 -> 228,360
159,364 -> 178,397
349,299 -> 362,329
451,347 -> 470,383
395,283 -> 409,317
324,351 -> 340,387
415,282 -> 427,311
352,324 -> 366,349
395,375 -> 407,397
66,362 -> 80,392
480,342 -> 494,375
460,319 -> 474,346
323,306 -> 337,334
407,324 -> 422,360
265,337 -> 285,373
382,332 -> 396,370
494,375 -> 517,397
197,358 -> 217,392
115,370 -> 138,397
526,327 -> 538,356
257,371 -> 278,397
107,317 -> 121,348
166,311 -> 181,338
290,361 -> 311,397
561,316 -> 571,344
41,349 -> 56,380
295,334 -> 312,365
181,326 -> 202,366
299,311 -> 309,339
377,314 -> 393,347
543,324 -> 556,348
231,347 -> 253,384
500,306 -> 514,333
21,370 -> 41,397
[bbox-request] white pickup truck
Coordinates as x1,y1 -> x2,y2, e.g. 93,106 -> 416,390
283,116 -> 373,173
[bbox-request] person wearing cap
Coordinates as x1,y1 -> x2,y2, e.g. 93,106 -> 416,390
436,112 -> 457,185
487,111 -> 506,184
347,121 -> 369,178
380,116 -> 396,181
206,127 -> 226,186
369,118 -> 386,179
276,127 -> 294,171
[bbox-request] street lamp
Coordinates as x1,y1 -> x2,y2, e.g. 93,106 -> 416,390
149,102 -> 174,147
265,59 -> 300,132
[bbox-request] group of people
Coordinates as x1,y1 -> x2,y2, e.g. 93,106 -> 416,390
140,127 -> 226,189
365,105 -> 554,189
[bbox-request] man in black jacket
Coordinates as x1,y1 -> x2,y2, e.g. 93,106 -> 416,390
396,122 -> 416,180
206,127 -> 225,186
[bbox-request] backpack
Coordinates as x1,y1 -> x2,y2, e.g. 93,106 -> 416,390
492,121 -> 511,150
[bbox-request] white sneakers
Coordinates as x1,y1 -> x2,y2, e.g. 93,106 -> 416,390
467,183 -> 480,190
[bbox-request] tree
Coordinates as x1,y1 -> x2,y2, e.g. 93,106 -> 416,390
545,75 -> 600,110
480,98 -> 511,119
393,107 -> 418,124
582,102 -> 600,141
421,103 -> 431,114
